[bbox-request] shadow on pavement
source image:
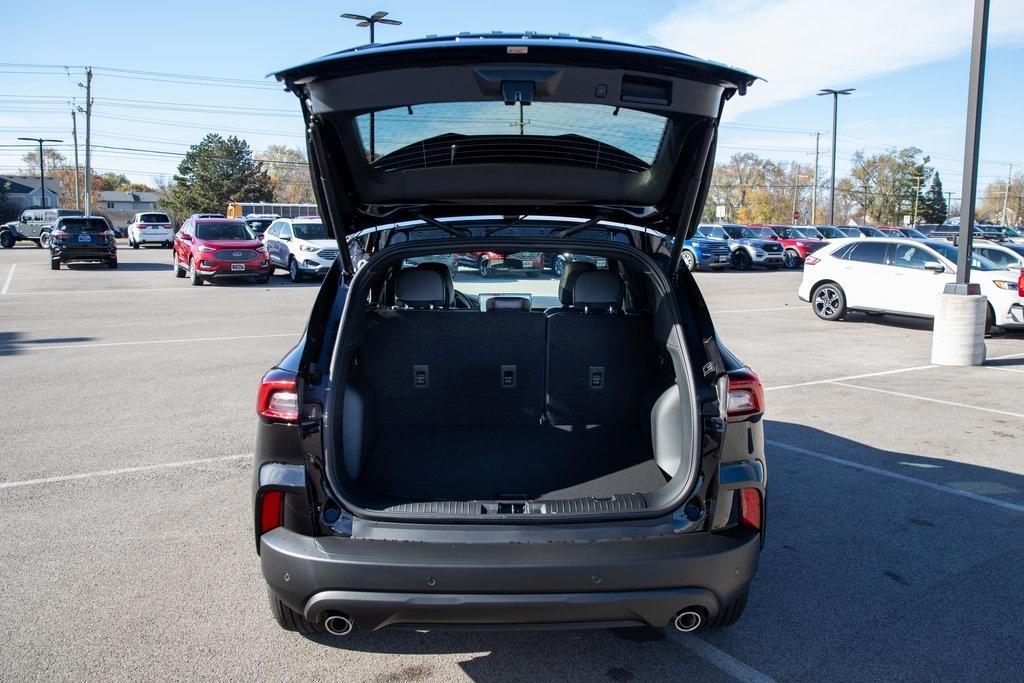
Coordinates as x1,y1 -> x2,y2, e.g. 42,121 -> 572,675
0,331 -> 94,356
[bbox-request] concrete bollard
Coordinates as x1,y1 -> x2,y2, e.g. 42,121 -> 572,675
931,293 -> 987,366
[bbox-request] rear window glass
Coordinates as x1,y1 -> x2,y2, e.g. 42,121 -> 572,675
358,102 -> 668,171
61,218 -> 109,232
140,213 -> 170,223
194,222 -> 254,240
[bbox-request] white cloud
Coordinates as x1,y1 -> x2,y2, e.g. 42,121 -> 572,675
649,0 -> 1024,119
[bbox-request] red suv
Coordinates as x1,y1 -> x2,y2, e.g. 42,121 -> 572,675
749,224 -> 826,269
172,217 -> 270,285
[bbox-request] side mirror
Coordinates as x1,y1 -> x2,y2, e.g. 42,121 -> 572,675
280,234 -> 291,241
180,233 -> 192,241
923,261 -> 945,273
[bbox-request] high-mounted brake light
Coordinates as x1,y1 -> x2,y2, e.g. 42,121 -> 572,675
257,370 -> 298,422
258,490 -> 284,534
738,487 -> 762,531
726,368 -> 764,422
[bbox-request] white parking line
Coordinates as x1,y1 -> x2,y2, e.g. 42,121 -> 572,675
670,633 -> 778,683
21,332 -> 297,351
832,382 -> 1024,419
768,440 -> 1024,514
765,364 -> 937,391
985,365 -> 1024,375
1,264 -> 15,295
0,453 -> 253,490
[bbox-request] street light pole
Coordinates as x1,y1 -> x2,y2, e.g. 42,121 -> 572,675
1001,163 -> 1012,225
18,137 -> 63,209
911,175 -> 923,226
817,88 -> 855,226
341,11 -> 403,162
811,132 -> 820,224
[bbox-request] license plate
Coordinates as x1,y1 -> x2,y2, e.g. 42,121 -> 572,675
77,234 -> 91,243
718,256 -> 729,262
231,263 -> 245,271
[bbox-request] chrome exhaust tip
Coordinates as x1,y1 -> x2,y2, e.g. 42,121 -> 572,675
673,609 -> 704,633
323,613 -> 354,636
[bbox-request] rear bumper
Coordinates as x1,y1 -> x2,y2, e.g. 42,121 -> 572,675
52,247 -> 116,261
260,527 -> 761,631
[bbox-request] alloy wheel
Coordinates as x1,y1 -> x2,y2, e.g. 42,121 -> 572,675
814,286 -> 841,317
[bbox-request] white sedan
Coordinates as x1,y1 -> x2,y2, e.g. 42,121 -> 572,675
798,238 -> 1024,330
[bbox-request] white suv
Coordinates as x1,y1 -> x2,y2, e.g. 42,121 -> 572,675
263,217 -> 337,282
799,238 -> 1024,331
127,212 -> 174,248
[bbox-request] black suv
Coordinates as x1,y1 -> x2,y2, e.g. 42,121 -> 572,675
254,33 -> 766,638
49,216 -> 117,269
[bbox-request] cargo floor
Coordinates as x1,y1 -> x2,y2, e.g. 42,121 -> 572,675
358,424 -> 669,502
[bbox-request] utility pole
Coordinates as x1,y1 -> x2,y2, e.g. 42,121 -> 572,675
946,191 -> 954,217
83,67 -> 93,215
1001,163 -> 1012,225
71,108 -> 81,210
341,11 -> 402,161
811,132 -> 820,224
817,88 -> 855,226
17,137 -> 62,209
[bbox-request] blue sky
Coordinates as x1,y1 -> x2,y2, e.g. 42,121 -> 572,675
1,0 -> 1021,201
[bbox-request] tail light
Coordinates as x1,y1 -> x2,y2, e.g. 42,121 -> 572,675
51,230 -> 67,239
726,368 -> 764,422
803,255 -> 820,266
257,490 -> 284,534
738,488 -> 762,531
257,369 -> 298,422
1018,268 -> 1023,294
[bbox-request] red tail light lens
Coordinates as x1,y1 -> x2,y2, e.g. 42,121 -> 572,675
803,255 -> 820,266
738,488 -> 762,531
258,490 -> 284,534
51,230 -> 67,238
1018,268 -> 1023,294
257,370 -> 298,423
726,369 -> 764,422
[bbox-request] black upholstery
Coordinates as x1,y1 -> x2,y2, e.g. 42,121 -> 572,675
416,262 -> 456,307
394,267 -> 447,308
557,261 -> 596,306
571,270 -> 624,312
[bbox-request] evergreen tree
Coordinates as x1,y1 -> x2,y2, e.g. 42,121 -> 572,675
919,172 -> 948,224
163,134 -> 272,217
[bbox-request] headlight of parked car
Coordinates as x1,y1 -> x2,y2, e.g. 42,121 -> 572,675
992,280 -> 1019,290
299,244 -> 320,253
198,246 -> 215,253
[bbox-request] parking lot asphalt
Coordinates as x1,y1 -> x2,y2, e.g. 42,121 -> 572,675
2,243 -> 1022,682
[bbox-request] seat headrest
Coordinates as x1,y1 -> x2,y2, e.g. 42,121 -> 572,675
395,266 -> 447,309
415,261 -> 455,307
571,270 -> 624,312
557,261 -> 596,306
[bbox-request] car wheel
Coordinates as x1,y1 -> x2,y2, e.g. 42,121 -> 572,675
784,249 -> 800,269
705,589 -> 749,629
288,258 -> 303,283
731,250 -> 752,271
812,282 -> 847,321
681,250 -> 697,272
554,258 -> 565,277
107,259 -> 118,270
172,251 -> 186,278
985,303 -> 996,334
39,231 -> 52,249
50,257 -> 60,270
267,587 -> 321,635
0,231 -> 14,249
131,239 -> 139,249
479,260 -> 492,278
189,259 -> 203,286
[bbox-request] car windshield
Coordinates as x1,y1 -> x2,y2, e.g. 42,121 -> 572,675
359,101 -> 669,168
293,222 -> 326,240
860,227 -> 885,237
928,242 -> 1000,271
1003,243 -> 1024,257
194,222 -> 254,240
245,219 -> 275,234
697,226 -> 729,239
799,228 -> 823,238
902,228 -> 926,238
753,228 -> 778,239
741,228 -> 763,239
60,218 -> 109,233
140,213 -> 169,223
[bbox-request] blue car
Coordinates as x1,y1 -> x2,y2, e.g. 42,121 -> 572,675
678,235 -> 734,271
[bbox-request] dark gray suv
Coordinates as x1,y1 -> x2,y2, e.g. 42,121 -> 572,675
253,33 -> 766,638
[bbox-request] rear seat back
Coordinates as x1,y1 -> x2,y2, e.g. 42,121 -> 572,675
546,270 -> 655,425
361,266 -> 546,426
